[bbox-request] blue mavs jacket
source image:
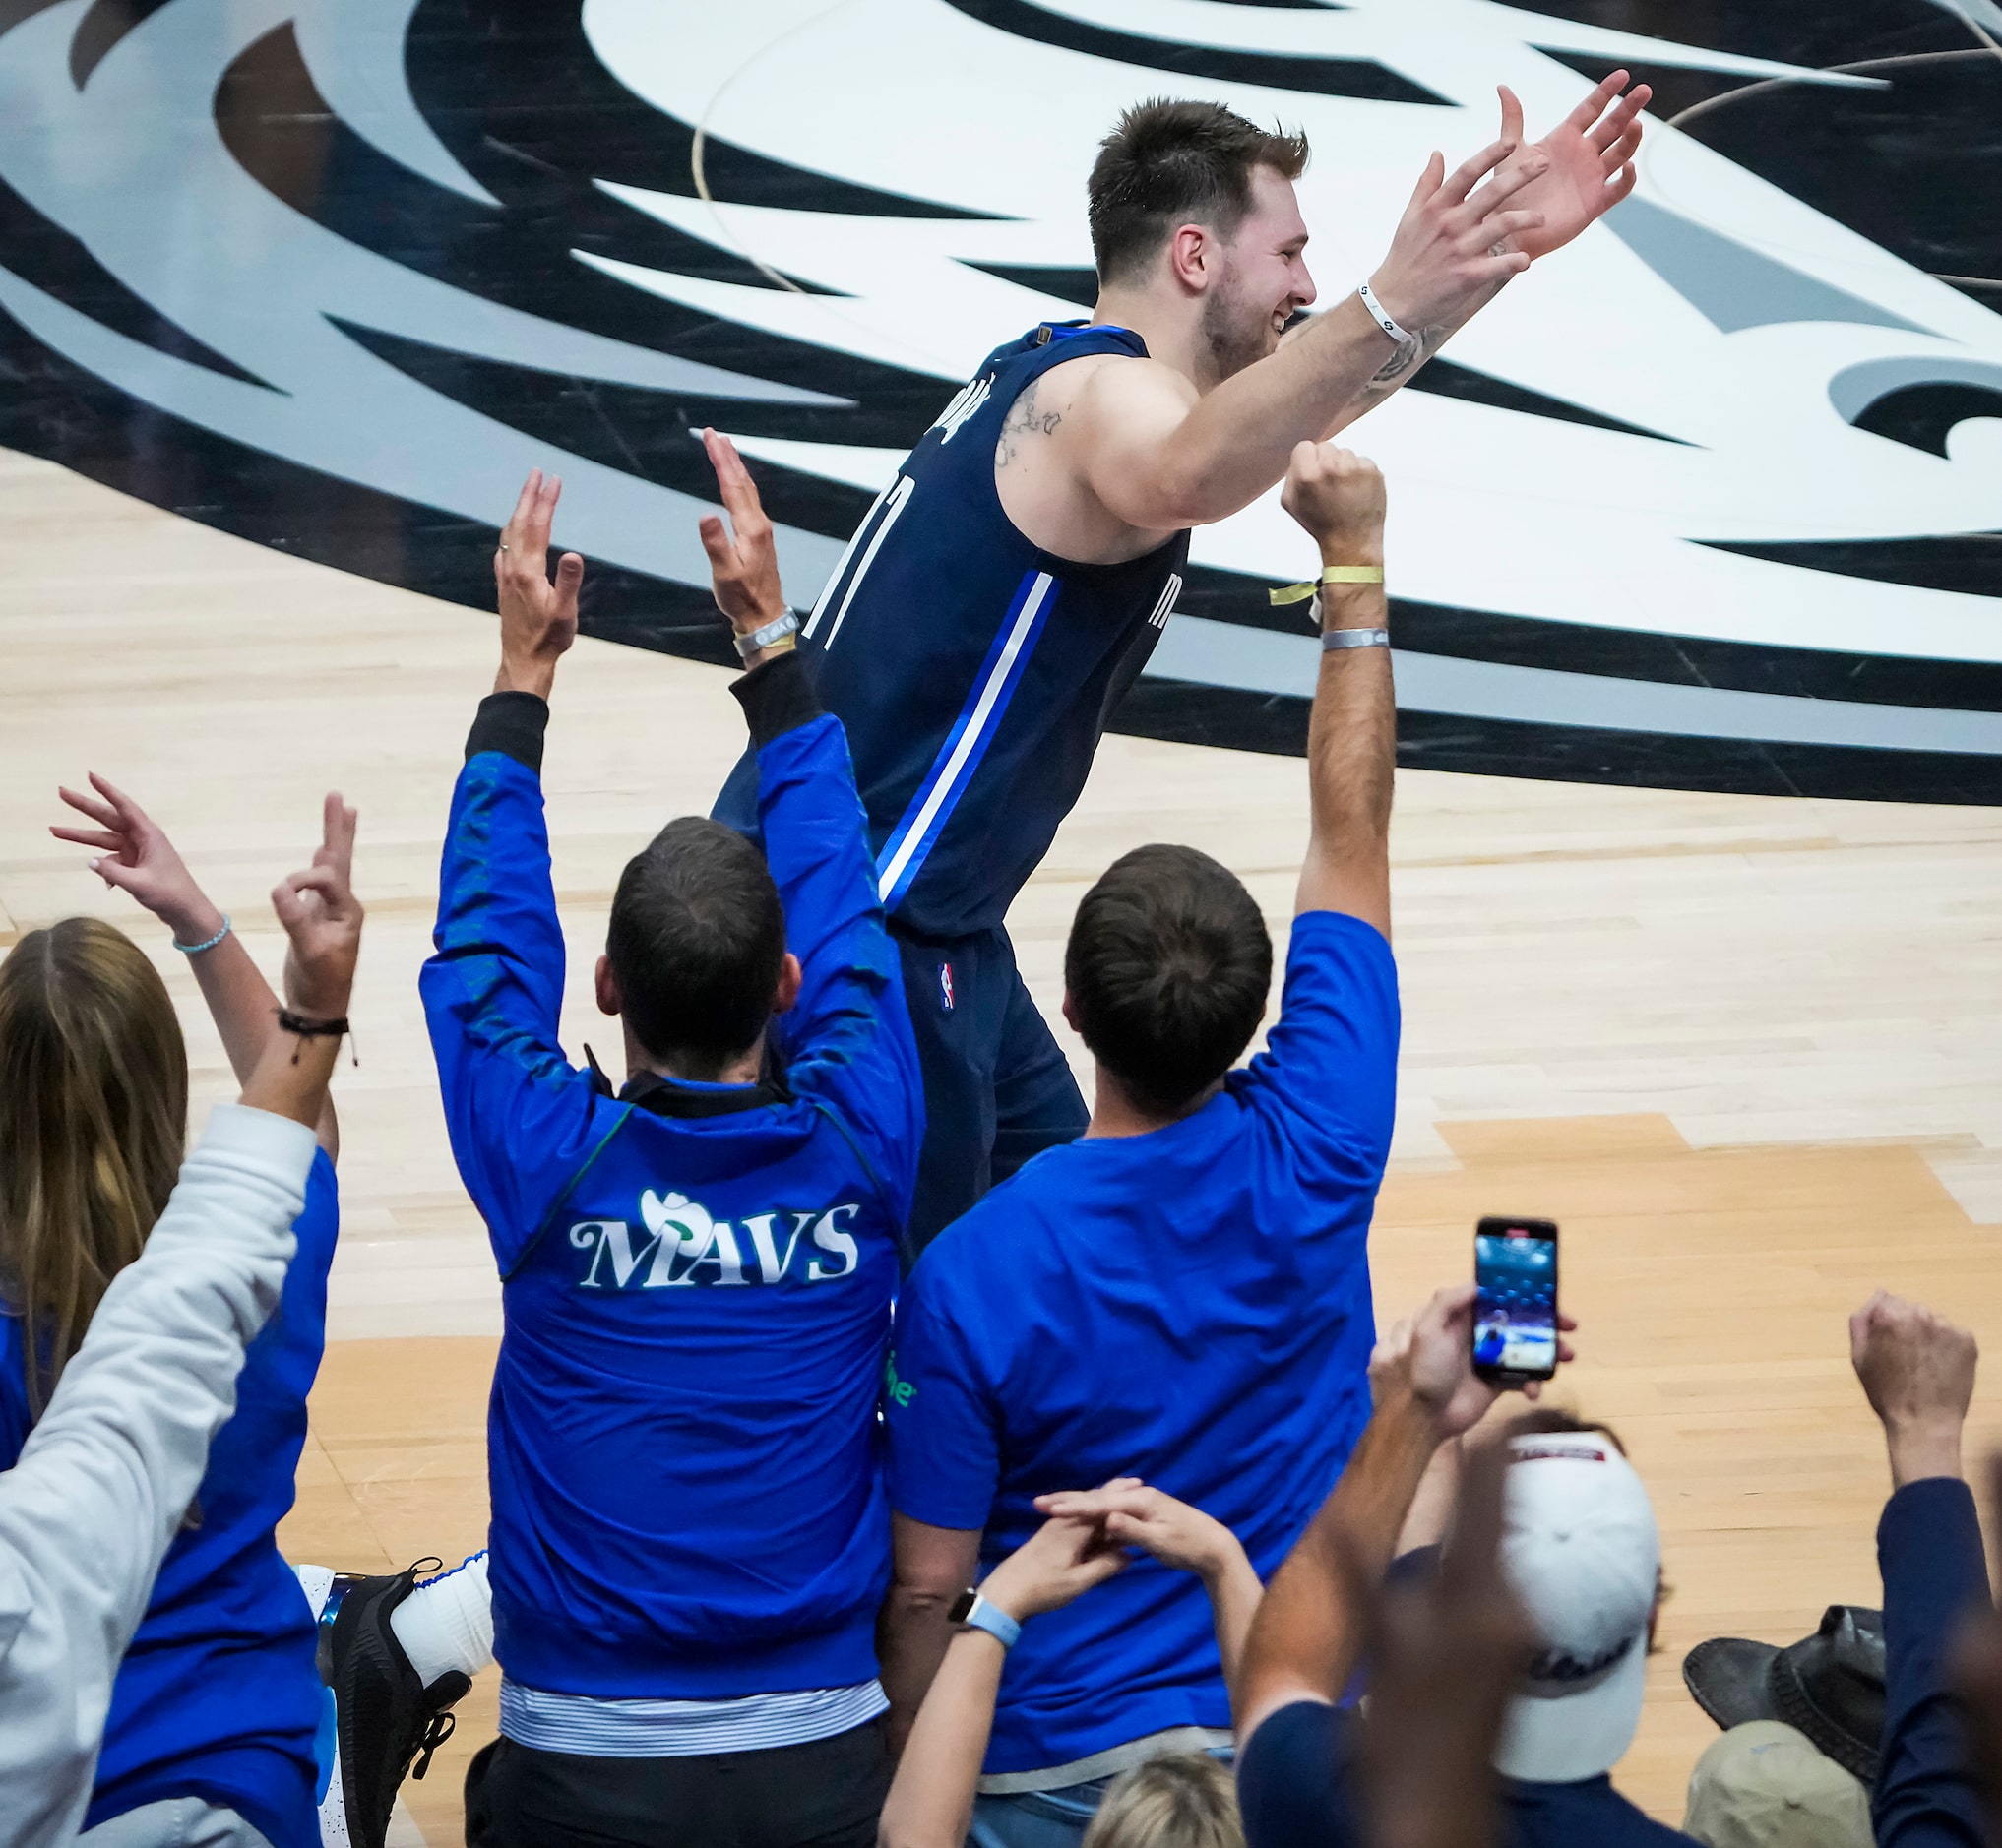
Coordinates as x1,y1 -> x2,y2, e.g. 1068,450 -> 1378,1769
420,654 -> 923,1700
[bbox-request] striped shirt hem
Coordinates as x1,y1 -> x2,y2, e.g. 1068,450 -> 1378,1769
498,1677 -> 889,1757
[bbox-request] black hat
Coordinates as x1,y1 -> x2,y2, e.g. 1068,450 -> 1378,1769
1682,1605 -> 1885,1785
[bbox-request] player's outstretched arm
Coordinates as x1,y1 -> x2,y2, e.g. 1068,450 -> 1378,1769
1321,75 -> 1650,438
1073,75 -> 1647,534
1285,446 -> 1394,934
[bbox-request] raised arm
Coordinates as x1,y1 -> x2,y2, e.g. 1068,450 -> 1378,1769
699,429 -> 923,1222
0,803 -> 360,1844
1072,77 -> 1647,534
1280,444 -> 1395,936
1850,1293 -> 1991,1848
52,776 -> 343,1155
420,472 -> 608,1267
1235,1283 -> 1556,1741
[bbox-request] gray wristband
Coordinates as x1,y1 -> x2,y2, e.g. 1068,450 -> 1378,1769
1322,627 -> 1391,651
734,609 -> 800,660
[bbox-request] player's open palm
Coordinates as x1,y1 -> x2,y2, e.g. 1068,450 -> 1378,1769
51,772 -> 212,941
273,793 -> 363,1021
1498,76 -> 1650,261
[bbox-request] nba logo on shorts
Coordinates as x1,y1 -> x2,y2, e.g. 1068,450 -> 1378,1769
938,962 -> 955,1013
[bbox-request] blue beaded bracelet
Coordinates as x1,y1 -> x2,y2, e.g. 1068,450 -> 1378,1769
172,915 -> 231,955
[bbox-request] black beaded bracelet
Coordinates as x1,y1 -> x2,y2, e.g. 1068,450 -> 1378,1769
277,1009 -> 357,1066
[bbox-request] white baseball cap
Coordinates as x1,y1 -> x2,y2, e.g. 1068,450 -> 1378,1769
1493,1428 -> 1661,1784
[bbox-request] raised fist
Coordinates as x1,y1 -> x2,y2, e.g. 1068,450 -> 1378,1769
1281,442 -> 1387,564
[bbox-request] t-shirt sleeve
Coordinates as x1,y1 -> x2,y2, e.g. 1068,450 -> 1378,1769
1236,1699 -> 1366,1848
1242,911 -> 1400,1187
884,1252 -> 1001,1532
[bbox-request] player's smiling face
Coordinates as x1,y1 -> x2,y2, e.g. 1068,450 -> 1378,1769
1202,165 -> 1316,382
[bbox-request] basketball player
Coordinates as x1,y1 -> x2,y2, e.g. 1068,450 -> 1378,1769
717,80 -> 1651,1246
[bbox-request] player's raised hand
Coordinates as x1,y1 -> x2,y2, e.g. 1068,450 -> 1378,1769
1369,132 -> 1545,333
698,427 -> 789,641
1492,74 -> 1650,261
494,469 -> 583,699
1280,442 -> 1386,565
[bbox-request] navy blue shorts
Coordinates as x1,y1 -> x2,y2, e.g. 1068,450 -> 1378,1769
893,924 -> 1087,1253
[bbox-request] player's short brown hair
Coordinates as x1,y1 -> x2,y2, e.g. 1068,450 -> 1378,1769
1088,98 -> 1310,287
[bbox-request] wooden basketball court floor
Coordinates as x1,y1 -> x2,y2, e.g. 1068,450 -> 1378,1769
6,442 -> 2002,1838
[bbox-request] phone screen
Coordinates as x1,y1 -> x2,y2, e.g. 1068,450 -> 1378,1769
1473,1218 -> 1559,1379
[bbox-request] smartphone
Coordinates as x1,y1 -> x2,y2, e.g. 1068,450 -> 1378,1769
1472,1216 -> 1560,1385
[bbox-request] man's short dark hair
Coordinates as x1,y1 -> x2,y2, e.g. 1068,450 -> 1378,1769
1088,98 -> 1310,287
1064,844 -> 1273,1116
606,817 -> 785,1073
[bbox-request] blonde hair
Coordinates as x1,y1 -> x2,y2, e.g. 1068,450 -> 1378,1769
0,918 -> 186,1414
1083,1753 -> 1243,1848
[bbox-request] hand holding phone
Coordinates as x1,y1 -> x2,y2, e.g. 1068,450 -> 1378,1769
1472,1217 -> 1560,1386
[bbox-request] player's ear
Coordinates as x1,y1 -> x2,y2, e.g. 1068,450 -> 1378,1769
1166,221 -> 1212,294
771,952 -> 803,1017
594,953 -> 621,1017
1061,989 -> 1081,1033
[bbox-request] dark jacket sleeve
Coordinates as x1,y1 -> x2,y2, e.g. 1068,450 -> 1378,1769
419,695 -> 618,1275
1874,1475 -> 1992,1848
732,654 -> 923,1237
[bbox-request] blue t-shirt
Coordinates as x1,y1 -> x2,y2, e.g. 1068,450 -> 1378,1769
1236,1700 -> 1695,1848
0,1148 -> 337,1848
886,911 -> 1398,1773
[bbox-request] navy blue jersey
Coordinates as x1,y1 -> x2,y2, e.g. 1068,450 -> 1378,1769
717,324 -> 1190,939
420,662 -> 924,1701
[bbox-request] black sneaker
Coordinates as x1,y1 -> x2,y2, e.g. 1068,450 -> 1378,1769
320,1560 -> 472,1848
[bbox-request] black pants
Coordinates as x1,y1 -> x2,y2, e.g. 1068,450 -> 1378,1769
894,924 -> 1089,1253
463,1719 -> 893,1848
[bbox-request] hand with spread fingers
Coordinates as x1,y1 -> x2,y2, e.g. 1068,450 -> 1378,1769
697,426 -> 793,663
494,468 -> 585,700
1493,74 -> 1650,262
1369,132 -> 1547,333
51,772 -> 220,948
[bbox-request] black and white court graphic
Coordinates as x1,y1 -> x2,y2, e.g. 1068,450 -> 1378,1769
0,0 -> 1997,800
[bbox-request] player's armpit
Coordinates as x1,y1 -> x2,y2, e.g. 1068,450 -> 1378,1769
1062,357 -> 1207,537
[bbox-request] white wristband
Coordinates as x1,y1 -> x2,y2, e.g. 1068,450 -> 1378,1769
1322,627 -> 1391,651
1356,280 -> 1417,350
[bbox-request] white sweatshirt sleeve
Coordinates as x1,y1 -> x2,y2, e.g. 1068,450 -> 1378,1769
0,1102 -> 314,1848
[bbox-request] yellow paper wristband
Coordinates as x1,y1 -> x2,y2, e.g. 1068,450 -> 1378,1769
1270,564 -> 1385,607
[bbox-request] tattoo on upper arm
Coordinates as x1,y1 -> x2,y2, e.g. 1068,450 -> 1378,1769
994,379 -> 1062,470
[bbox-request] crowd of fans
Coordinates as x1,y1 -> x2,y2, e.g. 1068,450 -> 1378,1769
0,428 -> 1998,1848
1,81 -> 1999,1843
